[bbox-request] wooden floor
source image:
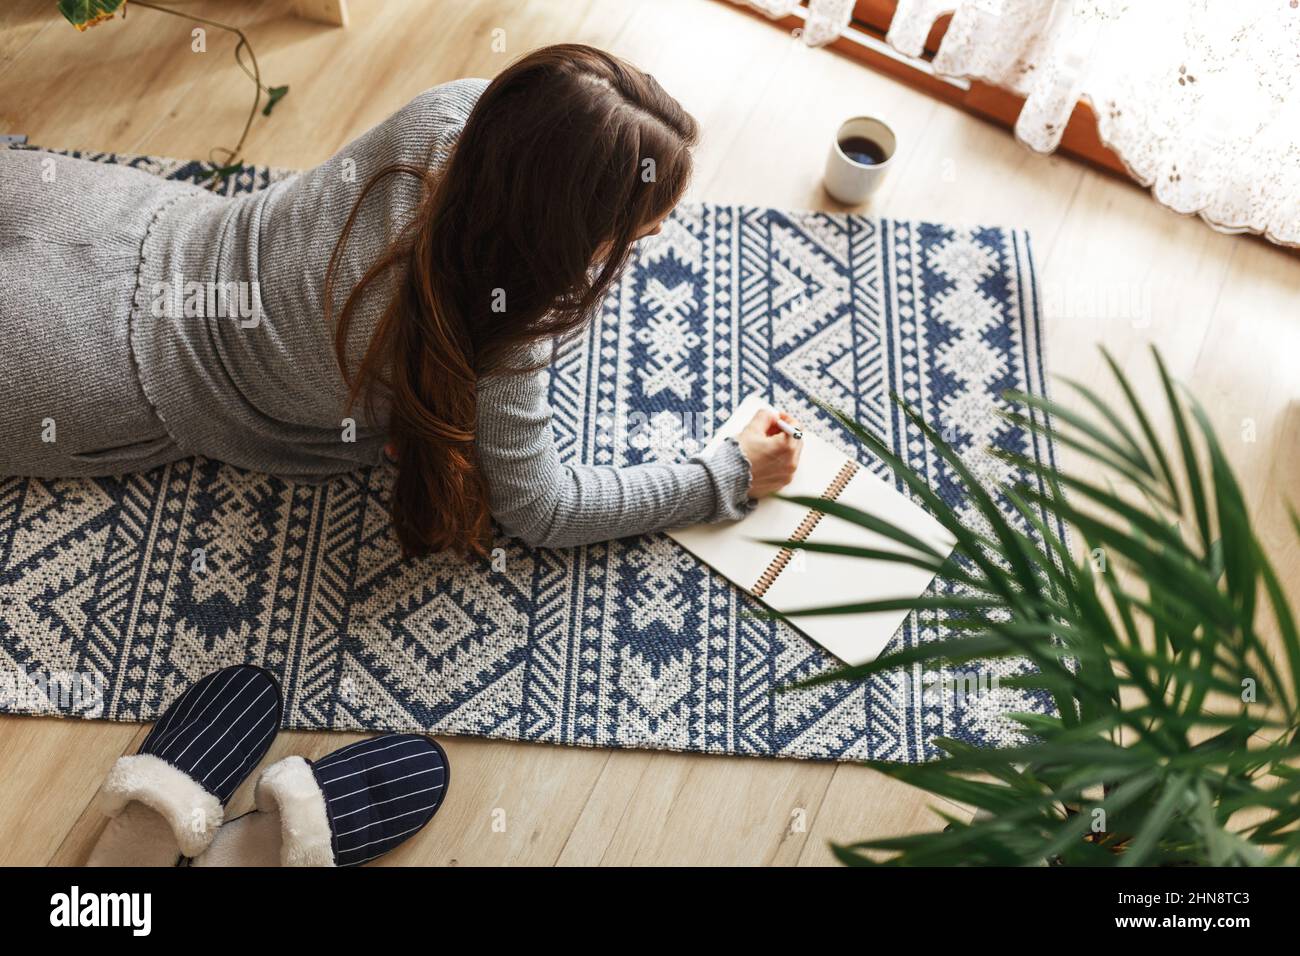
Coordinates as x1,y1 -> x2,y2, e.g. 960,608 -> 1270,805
1,0 -> 1296,867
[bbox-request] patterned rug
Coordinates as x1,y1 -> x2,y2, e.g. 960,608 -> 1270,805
0,148 -> 1065,762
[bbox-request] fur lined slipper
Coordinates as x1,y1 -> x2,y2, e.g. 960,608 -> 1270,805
193,733 -> 450,867
87,665 -> 283,866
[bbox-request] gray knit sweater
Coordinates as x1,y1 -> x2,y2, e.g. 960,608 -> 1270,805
0,78 -> 752,548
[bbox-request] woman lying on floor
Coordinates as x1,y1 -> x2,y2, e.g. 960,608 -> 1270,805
0,43 -> 800,556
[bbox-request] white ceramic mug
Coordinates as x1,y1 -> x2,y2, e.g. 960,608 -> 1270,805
823,116 -> 897,205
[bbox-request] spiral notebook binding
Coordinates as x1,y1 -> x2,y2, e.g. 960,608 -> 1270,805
751,460 -> 861,598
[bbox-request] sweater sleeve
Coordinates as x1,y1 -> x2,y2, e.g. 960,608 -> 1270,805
475,361 -> 756,549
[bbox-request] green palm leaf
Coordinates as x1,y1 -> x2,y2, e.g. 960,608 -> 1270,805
796,348 -> 1300,866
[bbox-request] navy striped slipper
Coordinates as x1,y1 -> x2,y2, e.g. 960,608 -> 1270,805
87,665 -> 282,866
193,733 -> 449,867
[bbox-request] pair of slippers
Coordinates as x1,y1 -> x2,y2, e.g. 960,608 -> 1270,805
86,665 -> 449,867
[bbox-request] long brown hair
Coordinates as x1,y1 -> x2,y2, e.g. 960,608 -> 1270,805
326,44 -> 699,559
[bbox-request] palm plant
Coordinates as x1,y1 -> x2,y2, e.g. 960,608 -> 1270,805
777,348 -> 1300,866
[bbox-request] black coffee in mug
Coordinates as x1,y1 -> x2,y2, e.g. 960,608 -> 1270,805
826,116 -> 896,203
839,135 -> 888,166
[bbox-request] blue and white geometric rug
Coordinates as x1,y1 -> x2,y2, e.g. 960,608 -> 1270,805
0,149 -> 1064,762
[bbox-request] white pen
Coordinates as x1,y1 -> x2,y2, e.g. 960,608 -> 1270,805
774,418 -> 803,441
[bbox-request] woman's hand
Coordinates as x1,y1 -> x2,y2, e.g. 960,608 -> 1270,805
737,409 -> 803,499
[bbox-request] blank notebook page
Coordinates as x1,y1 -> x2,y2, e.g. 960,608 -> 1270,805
670,394 -> 956,666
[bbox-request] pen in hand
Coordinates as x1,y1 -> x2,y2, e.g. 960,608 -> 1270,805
740,409 -> 804,497
773,418 -> 802,441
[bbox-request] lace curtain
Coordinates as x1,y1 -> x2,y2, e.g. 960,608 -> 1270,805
732,0 -> 1300,246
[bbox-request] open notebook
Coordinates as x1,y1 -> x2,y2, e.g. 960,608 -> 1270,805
670,394 -> 957,666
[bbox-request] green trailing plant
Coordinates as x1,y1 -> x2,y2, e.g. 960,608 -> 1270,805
58,0 -> 289,188
769,347 -> 1300,866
